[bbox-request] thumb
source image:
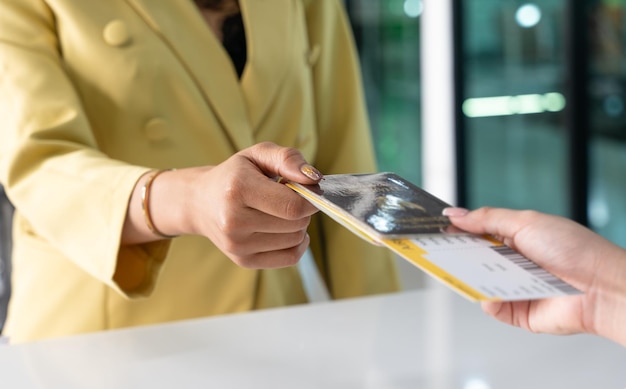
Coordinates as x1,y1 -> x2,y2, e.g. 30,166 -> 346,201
241,142 -> 323,184
444,206 -> 531,240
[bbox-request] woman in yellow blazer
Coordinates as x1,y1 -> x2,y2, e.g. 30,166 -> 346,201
0,0 -> 399,342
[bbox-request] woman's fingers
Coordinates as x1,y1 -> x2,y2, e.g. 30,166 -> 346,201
228,232 -> 311,269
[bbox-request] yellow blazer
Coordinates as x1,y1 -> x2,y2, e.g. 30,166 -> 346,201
0,0 -> 399,342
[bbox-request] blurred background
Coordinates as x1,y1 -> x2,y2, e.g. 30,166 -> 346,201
345,0 -> 626,244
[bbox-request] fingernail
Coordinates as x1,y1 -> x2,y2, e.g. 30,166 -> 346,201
300,164 -> 323,181
442,207 -> 469,217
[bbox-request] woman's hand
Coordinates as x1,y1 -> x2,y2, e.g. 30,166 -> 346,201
444,206 -> 626,347
186,142 -> 322,268
125,142 -> 323,269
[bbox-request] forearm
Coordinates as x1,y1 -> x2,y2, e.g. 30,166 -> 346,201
591,244 -> 626,347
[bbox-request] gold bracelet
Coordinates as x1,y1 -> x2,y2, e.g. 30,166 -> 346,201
141,169 -> 177,239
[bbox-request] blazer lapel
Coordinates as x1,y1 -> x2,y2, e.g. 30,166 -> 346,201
124,0 -> 254,151
239,0 -> 291,133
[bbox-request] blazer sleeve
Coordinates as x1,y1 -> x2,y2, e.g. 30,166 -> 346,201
0,0 -> 169,297
302,0 -> 400,297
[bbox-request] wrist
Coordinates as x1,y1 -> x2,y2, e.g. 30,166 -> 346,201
589,245 -> 626,347
141,169 -> 178,239
145,168 -> 189,238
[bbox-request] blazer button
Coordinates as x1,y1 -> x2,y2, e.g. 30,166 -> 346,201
103,20 -> 131,47
144,118 -> 170,141
306,45 -> 321,66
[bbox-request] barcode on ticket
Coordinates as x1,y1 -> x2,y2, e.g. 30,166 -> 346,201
490,245 -> 581,294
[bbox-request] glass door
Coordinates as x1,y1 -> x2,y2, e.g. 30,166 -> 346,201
460,0 -> 570,216
346,0 -> 423,184
459,0 -> 626,247
588,1 -> 626,246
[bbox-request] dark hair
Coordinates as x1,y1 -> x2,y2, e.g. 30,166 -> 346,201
193,0 -> 246,78
194,0 -> 227,10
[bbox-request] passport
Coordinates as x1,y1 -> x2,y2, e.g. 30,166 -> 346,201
287,173 -> 582,302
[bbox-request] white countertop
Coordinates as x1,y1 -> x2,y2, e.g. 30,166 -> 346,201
1,287 -> 624,388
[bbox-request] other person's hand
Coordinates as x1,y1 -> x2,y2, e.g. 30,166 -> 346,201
444,206 -> 626,347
